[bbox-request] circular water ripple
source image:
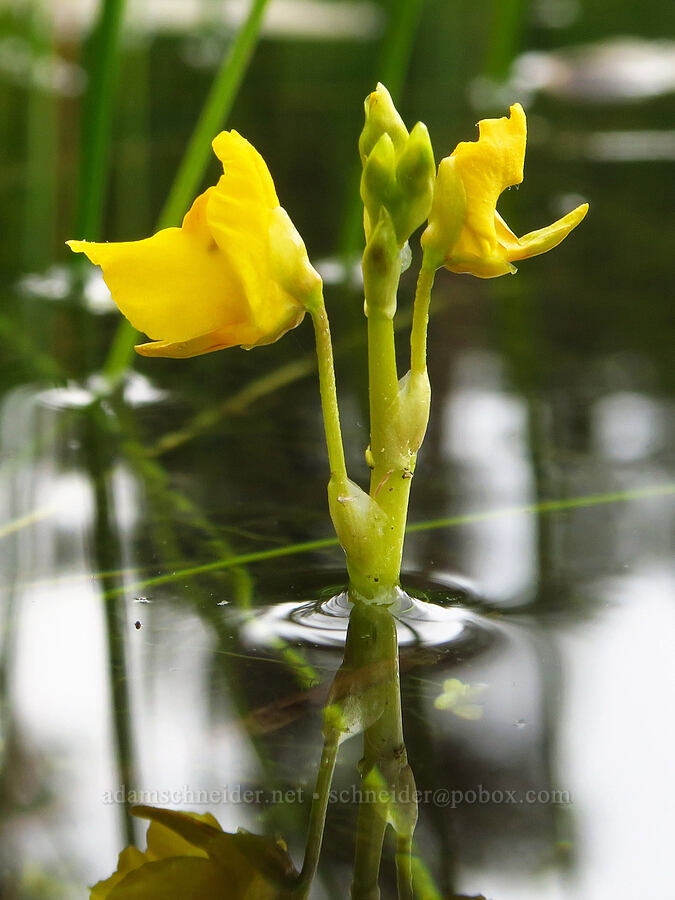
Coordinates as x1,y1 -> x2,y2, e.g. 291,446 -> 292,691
241,574 -> 496,650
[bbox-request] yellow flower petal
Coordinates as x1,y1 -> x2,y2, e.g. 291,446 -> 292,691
68,129 -> 319,358
91,847 -> 147,900
449,103 -> 526,262
211,129 -> 279,211
503,202 -> 589,261
422,103 -> 588,277
206,146 -> 316,343
67,219 -> 247,344
104,857 -> 226,899
145,813 -> 220,861
453,703 -> 484,721
134,327 -> 254,359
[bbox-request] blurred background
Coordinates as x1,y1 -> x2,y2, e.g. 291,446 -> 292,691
0,0 -> 673,897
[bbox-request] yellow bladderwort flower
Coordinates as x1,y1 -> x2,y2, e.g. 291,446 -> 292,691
90,805 -> 298,899
68,131 -> 321,358
422,103 -> 589,277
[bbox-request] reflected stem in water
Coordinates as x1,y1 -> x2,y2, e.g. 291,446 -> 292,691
305,600 -> 417,899
298,737 -> 339,894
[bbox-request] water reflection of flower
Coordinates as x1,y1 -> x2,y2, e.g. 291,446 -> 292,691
91,805 -> 298,899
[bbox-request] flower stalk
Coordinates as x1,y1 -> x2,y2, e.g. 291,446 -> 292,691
308,293 -> 348,489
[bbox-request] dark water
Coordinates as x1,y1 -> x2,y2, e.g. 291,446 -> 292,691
1,1 -> 674,897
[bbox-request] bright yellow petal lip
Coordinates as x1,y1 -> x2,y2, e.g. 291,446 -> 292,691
422,102 -> 589,278
67,227 -> 247,344
68,129 -> 319,358
507,202 -> 589,261
134,331 -> 237,359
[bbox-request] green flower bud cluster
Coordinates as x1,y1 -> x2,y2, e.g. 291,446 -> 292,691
359,83 -> 435,251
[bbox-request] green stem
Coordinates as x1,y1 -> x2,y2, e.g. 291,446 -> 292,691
355,262 -> 436,594
309,298 -> 348,486
364,303 -> 410,593
367,309 -> 400,473
483,0 -> 528,82
102,0 -> 272,379
409,265 -> 436,377
298,737 -> 339,894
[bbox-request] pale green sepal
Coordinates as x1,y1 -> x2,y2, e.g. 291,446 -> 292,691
322,680 -> 388,746
388,763 -> 419,837
371,370 -> 430,473
359,762 -> 418,839
396,369 -> 431,456
267,206 -> 323,309
327,477 -> 388,579
421,155 -> 467,270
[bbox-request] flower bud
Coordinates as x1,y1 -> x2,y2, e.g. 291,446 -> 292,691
361,133 -> 397,242
392,121 -> 435,243
359,82 -> 408,164
359,84 -> 436,247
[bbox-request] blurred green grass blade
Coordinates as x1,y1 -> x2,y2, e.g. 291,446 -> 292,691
339,0 -> 426,257
101,484 -> 675,598
0,508 -> 54,541
484,0 -> 529,82
103,0 -> 271,380
75,0 -> 126,241
376,0 -> 427,99
0,312 -> 64,380
157,0 -> 271,230
23,9 -> 57,269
